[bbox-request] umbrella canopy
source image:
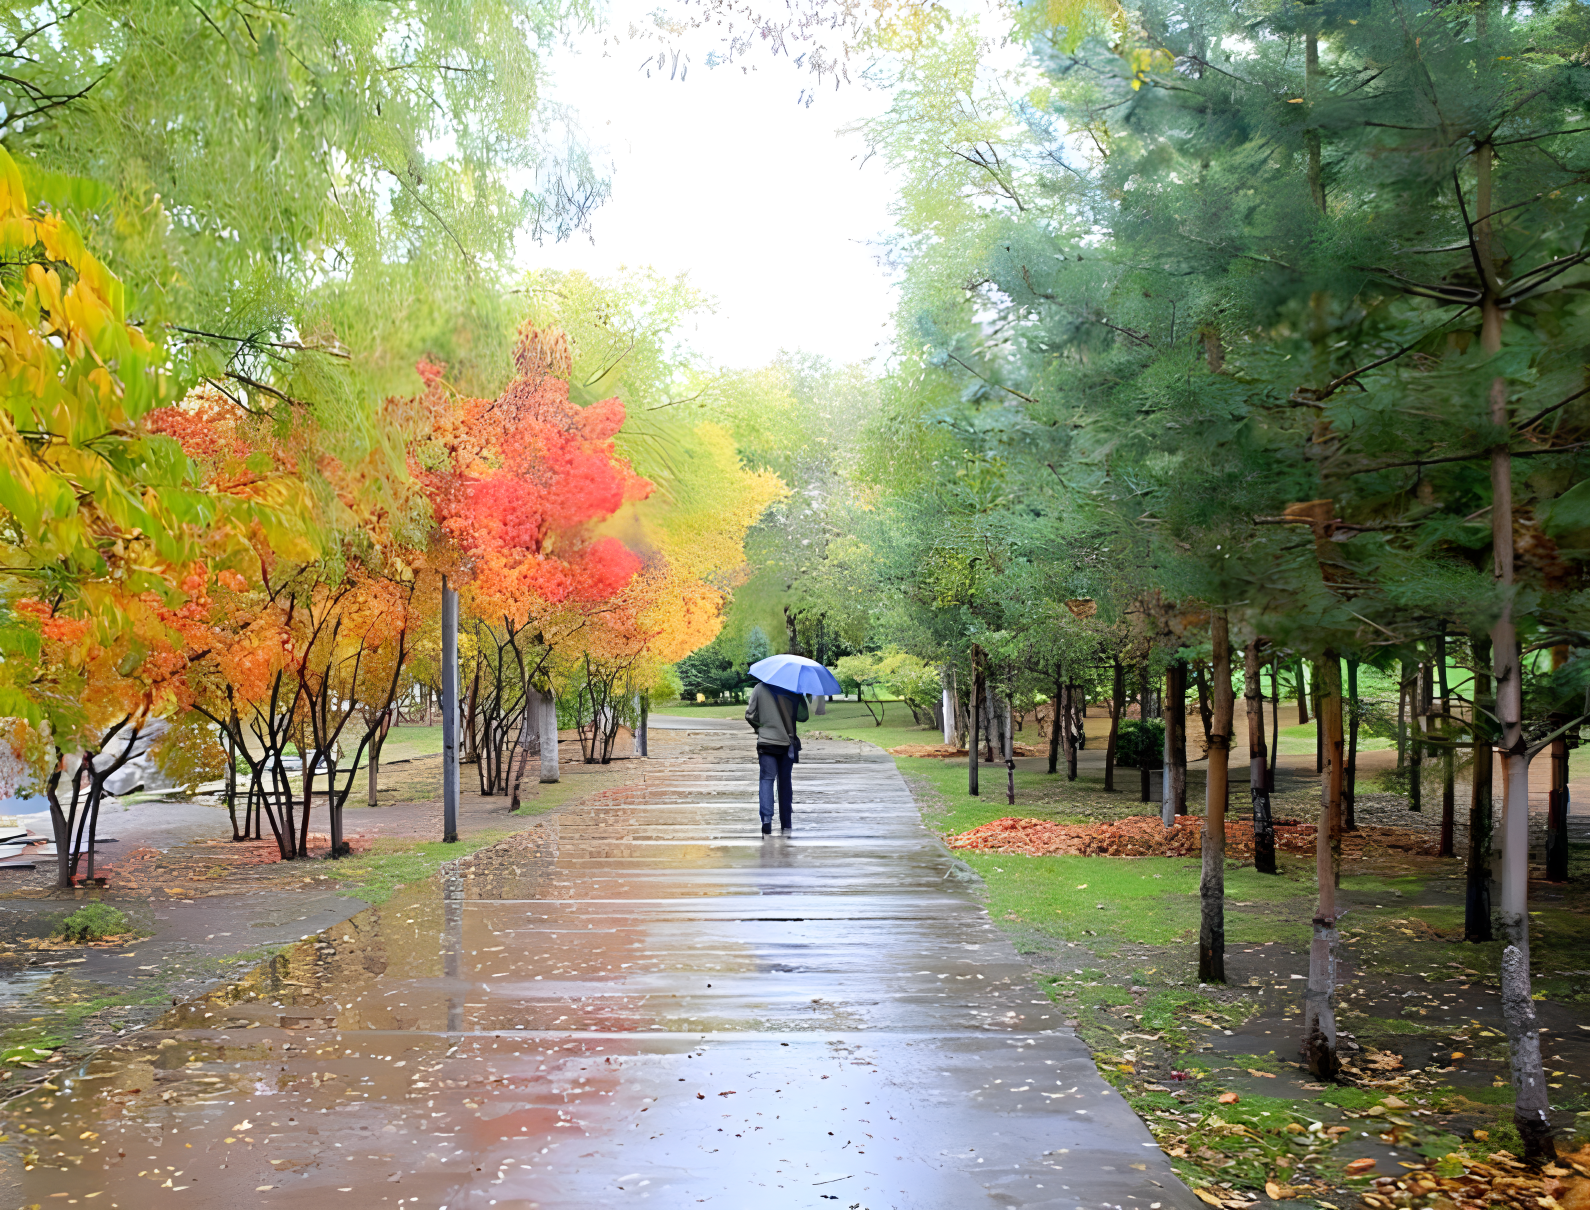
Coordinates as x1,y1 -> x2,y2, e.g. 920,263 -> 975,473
748,654 -> 842,696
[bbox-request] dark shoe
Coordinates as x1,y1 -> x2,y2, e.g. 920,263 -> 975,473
761,821 -> 772,835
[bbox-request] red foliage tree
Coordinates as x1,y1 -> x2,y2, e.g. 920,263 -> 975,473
413,324 -> 653,619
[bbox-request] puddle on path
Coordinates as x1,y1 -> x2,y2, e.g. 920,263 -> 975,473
4,747 -> 1196,1208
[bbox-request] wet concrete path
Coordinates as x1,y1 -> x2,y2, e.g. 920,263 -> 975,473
17,731 -> 1193,1209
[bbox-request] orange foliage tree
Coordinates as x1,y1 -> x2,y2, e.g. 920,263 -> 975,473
0,147 -> 316,885
157,386 -> 429,860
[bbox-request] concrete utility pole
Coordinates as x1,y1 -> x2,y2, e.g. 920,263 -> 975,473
441,577 -> 460,844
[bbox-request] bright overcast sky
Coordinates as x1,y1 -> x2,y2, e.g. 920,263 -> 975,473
535,5 -> 903,371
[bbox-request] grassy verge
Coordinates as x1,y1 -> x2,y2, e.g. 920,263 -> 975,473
891,732 -> 1590,1203
316,830 -> 515,904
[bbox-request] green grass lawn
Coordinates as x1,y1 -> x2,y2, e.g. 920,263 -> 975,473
656,700 -> 755,718
1275,721 -> 1392,757
966,851 -> 1318,951
377,724 -> 446,762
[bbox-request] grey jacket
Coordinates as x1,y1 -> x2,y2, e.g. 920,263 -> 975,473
745,682 -> 809,749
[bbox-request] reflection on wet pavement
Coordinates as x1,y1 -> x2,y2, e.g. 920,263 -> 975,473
12,733 -> 1194,1208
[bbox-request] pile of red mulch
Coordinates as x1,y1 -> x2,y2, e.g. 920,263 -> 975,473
945,815 -> 1441,859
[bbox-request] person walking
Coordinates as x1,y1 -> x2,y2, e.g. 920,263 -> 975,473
745,677 -> 809,836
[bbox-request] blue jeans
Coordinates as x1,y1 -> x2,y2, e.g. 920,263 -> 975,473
758,747 -> 794,828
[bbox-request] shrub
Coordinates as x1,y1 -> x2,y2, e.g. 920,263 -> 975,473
59,904 -> 131,943
1115,718 -> 1165,768
677,640 -> 749,701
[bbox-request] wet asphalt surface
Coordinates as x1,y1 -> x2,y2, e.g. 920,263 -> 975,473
12,726 -> 1195,1209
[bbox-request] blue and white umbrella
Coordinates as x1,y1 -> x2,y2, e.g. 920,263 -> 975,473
748,654 -> 842,696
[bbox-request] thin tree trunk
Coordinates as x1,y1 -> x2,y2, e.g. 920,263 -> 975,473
1345,657 -> 1360,832
968,651 -> 981,798
1005,693 -> 1015,806
327,757 -> 345,857
947,667 -> 962,747
1315,667 -> 1324,776
509,712 -> 539,811
934,664 -> 947,740
1048,666 -> 1063,775
226,713 -> 242,841
1322,657 -> 1343,888
1547,644 -> 1570,881
1106,657 -> 1124,792
1406,655 -> 1423,812
1066,683 -> 1080,780
367,709 -> 389,807
1467,633 -> 1495,943
1166,661 -> 1187,820
1397,670 -> 1408,771
1139,660 -> 1152,804
1195,663 -> 1213,752
1200,614 -> 1233,984
1477,135 -> 1551,1154
1269,659 -> 1280,792
1303,650 -> 1344,1079
1424,661 -> 1437,821
463,662 -> 481,765
1490,387 -> 1527,948
368,734 -> 380,807
1246,639 -> 1276,875
1438,631 -> 1456,857
1496,632 -> 1528,947
1296,659 -> 1309,725
981,686 -> 995,762
783,605 -> 805,657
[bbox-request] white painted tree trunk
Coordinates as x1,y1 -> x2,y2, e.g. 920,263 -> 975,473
1501,944 -> 1556,1161
539,688 -> 560,784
